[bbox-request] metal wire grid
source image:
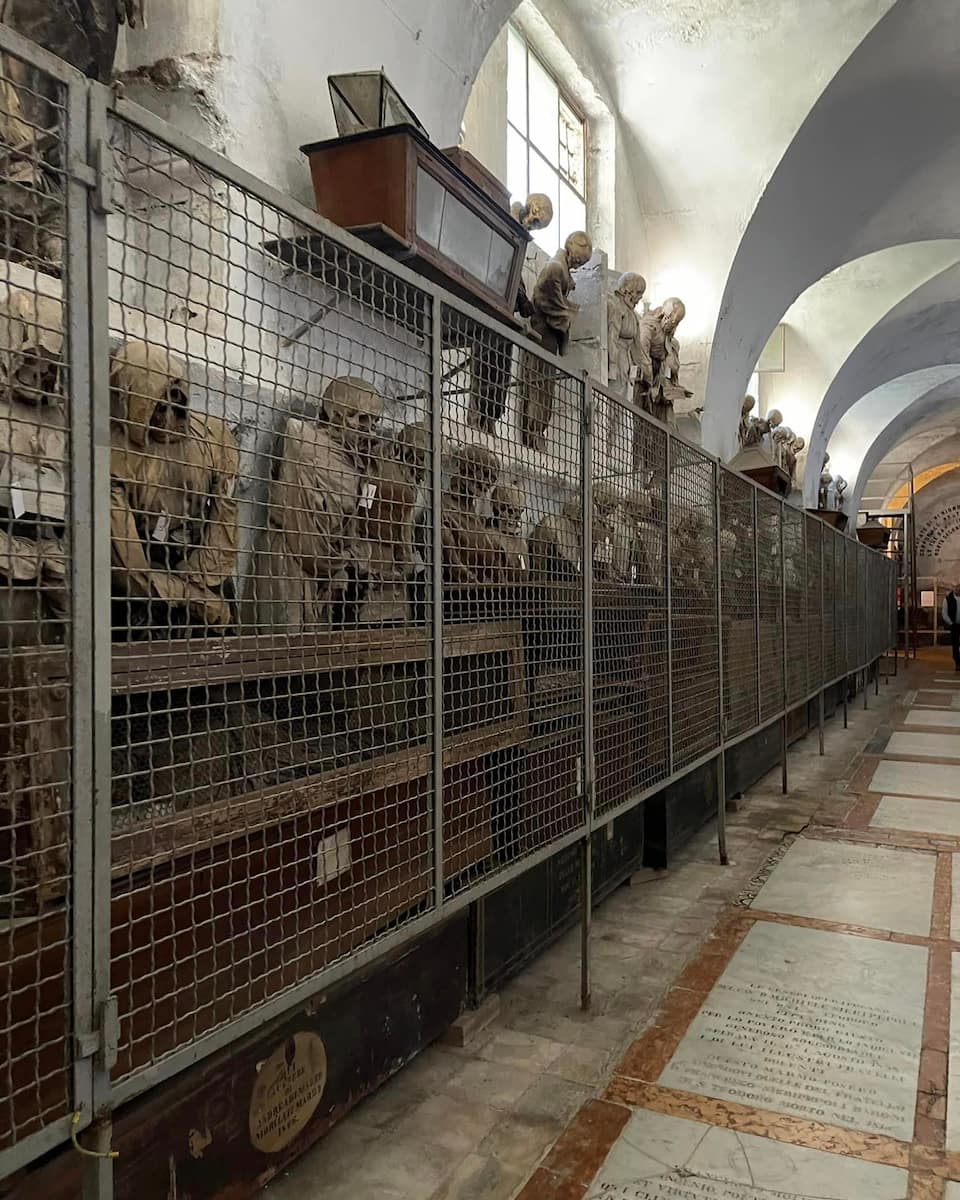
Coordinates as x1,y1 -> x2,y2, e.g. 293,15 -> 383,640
857,542 -> 869,669
782,506 -> 806,705
669,440 -> 719,769
0,47 -> 75,1154
591,387 -> 668,815
756,492 -> 784,722
437,300 -> 585,894
719,468 -> 758,739
804,516 -> 823,691
104,113 -> 439,1081
845,535 -> 859,674
822,529 -> 837,682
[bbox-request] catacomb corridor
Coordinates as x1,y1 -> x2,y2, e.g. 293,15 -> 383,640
0,1 -> 959,1198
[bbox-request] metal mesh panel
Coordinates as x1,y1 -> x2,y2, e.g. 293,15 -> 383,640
669,439 -> 718,768
105,115 -> 438,1081
438,301 -> 585,893
845,536 -> 858,672
0,47 -> 75,1153
756,493 -> 783,722
858,542 -> 869,667
592,387 -> 668,814
822,529 -> 837,681
805,516 -> 823,690
783,506 -> 806,704
719,469 -> 758,739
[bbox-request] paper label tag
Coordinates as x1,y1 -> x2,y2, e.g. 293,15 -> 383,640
316,826 -> 351,886
9,483 -> 25,519
152,512 -> 171,542
519,554 -> 526,572
359,483 -> 377,511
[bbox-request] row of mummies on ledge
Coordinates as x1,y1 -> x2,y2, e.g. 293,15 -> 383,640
0,287 -> 719,642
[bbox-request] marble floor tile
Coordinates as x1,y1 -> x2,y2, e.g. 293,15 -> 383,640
948,954 -> 960,1150
585,1108 -> 908,1199
906,709 -> 960,728
945,1183 -> 960,1199
885,731 -> 960,760
659,922 -> 927,1140
871,794 -> 960,836
952,858 -> 960,943
871,759 -> 960,800
750,837 -> 935,935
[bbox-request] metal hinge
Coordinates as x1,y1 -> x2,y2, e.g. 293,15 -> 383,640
70,138 -> 118,214
76,995 -> 119,1071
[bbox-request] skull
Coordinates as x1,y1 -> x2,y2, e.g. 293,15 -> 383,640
741,395 -> 756,417
491,484 -> 526,535
792,435 -> 806,452
513,193 -> 554,232
396,420 -> 430,482
616,271 -> 647,309
109,340 -> 190,446
0,289 -> 64,406
660,297 -> 686,335
322,375 -> 383,453
772,426 -> 792,446
451,443 -> 499,502
560,494 -> 582,521
564,231 -> 593,269
766,408 -> 783,431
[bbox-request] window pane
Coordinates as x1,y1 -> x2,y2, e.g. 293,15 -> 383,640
527,150 -> 560,253
559,97 -> 585,194
528,53 -> 559,167
439,193 -> 494,286
507,27 -> 527,135
559,180 -> 586,247
507,125 -> 528,209
416,167 -> 444,248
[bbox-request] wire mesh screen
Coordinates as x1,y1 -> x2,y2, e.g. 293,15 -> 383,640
822,528 -> 837,681
719,469 -> 758,739
804,515 -> 823,690
844,536 -> 858,673
438,300 -> 585,893
592,387 -> 668,814
756,493 -> 784,722
0,47 -> 74,1153
105,114 -> 438,1080
669,439 -> 718,768
783,506 -> 806,704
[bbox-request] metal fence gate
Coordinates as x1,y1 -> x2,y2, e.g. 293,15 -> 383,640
0,23 -> 900,1193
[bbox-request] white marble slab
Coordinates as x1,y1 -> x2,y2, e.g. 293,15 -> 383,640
948,954 -> 960,1149
871,760 -> 960,801
660,922 -> 926,1140
885,731 -> 960,761
906,709 -> 960,728
953,858 -> 960,943
872,795 -> 960,837
945,1182 -> 960,1199
750,837 -> 935,935
586,1108 -> 909,1200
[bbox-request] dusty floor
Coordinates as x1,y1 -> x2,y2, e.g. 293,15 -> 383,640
266,650 -> 956,1199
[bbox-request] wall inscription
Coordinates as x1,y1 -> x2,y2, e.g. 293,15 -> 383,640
248,1031 -> 328,1153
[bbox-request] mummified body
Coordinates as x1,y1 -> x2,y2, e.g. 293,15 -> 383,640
109,341 -> 239,635
487,483 -> 529,584
251,376 -> 383,629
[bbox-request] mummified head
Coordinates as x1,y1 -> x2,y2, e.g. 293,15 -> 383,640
512,193 -> 554,232
616,272 -> 647,309
322,375 -> 384,452
396,420 -> 430,481
109,340 -> 190,446
0,290 -> 65,406
491,483 -> 526,534
451,443 -> 500,502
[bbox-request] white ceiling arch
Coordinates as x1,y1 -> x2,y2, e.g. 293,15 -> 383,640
802,264 -> 960,505
866,429 -> 960,510
703,0 -> 960,461
850,376 -> 960,511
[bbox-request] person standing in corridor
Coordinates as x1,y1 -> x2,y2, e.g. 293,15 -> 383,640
943,586 -> 960,671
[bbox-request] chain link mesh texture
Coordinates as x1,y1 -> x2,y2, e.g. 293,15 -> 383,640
719,469 -> 758,739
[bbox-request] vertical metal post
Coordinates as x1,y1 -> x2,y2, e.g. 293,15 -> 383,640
580,377 -> 595,1012
752,488 -> 761,729
715,465 -> 727,865
430,293 -> 445,912
818,691 -> 825,755
665,435 -> 674,777
780,502 -> 788,795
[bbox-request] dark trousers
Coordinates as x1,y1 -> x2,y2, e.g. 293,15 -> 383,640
952,621 -> 960,667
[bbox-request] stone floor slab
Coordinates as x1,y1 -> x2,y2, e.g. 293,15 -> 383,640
952,859 -> 960,943
906,709 -> 960,728
871,759 -> 960,800
585,1107 -> 909,1199
945,1183 -> 960,1199
872,795 -> 960,836
750,837 -> 935,935
659,922 -> 926,1140
885,731 -> 960,760
948,954 -> 960,1150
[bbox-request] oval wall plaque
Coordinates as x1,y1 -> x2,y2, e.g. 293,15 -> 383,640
248,1031 -> 328,1154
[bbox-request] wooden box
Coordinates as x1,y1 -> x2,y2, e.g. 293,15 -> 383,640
300,125 -> 528,325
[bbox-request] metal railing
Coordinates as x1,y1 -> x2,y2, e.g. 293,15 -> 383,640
0,24 -> 899,1190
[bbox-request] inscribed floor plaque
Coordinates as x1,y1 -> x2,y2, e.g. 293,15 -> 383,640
885,731 -> 960,761
871,795 -> 960,837
585,1108 -> 909,1200
659,922 -> 926,1140
906,709 -> 960,728
750,837 -> 935,935
870,760 -> 960,801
